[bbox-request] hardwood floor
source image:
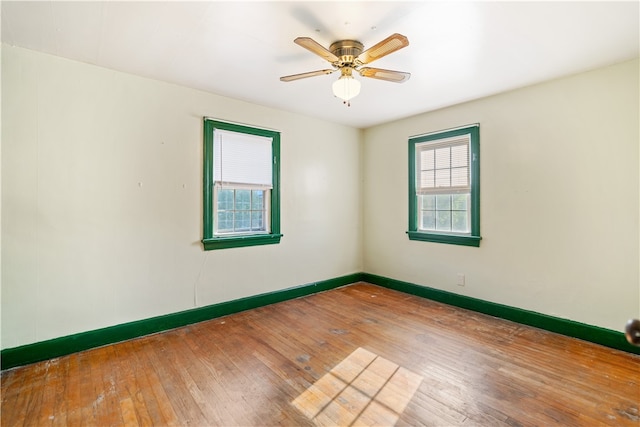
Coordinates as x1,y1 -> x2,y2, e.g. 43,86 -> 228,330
2,282 -> 639,426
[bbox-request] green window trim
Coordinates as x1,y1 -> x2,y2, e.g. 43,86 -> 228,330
202,118 -> 281,250
408,124 -> 481,247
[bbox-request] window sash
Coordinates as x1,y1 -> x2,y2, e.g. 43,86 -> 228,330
213,184 -> 271,235
416,136 -> 470,195
418,193 -> 471,234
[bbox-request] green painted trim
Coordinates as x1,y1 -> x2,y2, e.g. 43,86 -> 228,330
202,118 -> 281,251
1,273 -> 364,371
270,132 -> 281,236
407,231 -> 481,247
203,119 -> 214,239
469,125 -> 480,235
362,273 -> 640,355
202,233 -> 283,250
408,133 -> 418,232
4,271 -> 636,370
408,124 -> 481,247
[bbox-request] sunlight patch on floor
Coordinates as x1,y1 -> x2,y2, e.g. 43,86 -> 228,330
292,347 -> 423,426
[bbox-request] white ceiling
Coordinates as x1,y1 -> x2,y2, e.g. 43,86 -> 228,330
2,1 -> 638,129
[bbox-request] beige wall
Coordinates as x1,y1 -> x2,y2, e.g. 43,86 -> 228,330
1,46 -> 363,349
363,59 -> 639,331
2,45 -> 638,350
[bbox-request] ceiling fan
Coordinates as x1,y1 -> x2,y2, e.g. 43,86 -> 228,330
280,33 -> 410,106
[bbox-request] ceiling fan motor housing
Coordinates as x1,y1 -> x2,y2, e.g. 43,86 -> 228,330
330,40 -> 364,66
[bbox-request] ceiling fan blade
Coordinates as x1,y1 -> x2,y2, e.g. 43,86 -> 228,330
358,67 -> 411,83
356,33 -> 409,65
280,69 -> 336,82
294,37 -> 340,63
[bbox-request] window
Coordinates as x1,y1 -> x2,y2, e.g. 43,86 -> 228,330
202,119 -> 281,250
408,124 -> 481,247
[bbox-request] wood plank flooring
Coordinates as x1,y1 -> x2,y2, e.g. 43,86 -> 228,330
2,282 -> 639,426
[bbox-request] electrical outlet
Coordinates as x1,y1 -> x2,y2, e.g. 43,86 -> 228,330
457,273 -> 465,286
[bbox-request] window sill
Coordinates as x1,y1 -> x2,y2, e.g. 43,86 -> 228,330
202,233 -> 283,251
407,231 -> 481,247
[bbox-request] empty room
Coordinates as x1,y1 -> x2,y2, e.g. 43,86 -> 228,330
1,1 -> 639,426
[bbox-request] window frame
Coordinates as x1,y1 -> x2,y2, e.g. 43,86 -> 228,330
202,118 -> 282,250
407,124 -> 481,247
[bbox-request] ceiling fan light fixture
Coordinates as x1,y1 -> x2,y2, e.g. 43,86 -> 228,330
332,68 -> 361,103
281,34 -> 410,105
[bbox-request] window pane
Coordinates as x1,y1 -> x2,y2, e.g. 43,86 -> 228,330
451,144 -> 468,168
218,189 -> 234,211
235,211 -> 251,231
420,170 -> 435,189
436,211 -> 451,231
435,147 -> 450,169
235,190 -> 251,210
452,211 -> 469,233
436,195 -> 451,210
421,211 -> 435,230
252,190 -> 264,210
435,169 -> 450,188
451,167 -> 468,187
251,211 -> 264,231
217,211 -> 234,232
421,195 -> 435,210
452,194 -> 468,211
420,149 -> 434,170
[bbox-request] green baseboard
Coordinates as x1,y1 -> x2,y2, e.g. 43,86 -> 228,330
3,271 -> 636,370
0,273 -> 363,370
362,273 -> 639,355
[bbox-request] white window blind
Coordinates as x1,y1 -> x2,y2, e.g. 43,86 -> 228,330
416,135 -> 470,195
213,129 -> 273,188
